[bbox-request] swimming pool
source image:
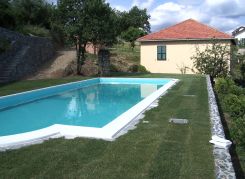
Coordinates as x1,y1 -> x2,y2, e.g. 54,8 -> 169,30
0,78 -> 178,150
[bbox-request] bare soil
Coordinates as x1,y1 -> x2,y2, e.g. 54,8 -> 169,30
29,48 -> 76,80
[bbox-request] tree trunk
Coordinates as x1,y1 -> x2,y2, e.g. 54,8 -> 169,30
76,43 -> 81,75
81,43 -> 86,66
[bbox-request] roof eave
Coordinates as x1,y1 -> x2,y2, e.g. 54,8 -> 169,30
137,38 -> 235,42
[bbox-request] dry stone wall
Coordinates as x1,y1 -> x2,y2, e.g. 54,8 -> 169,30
0,27 -> 54,83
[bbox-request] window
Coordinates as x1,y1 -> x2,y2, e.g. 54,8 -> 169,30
157,46 -> 166,60
239,38 -> 245,47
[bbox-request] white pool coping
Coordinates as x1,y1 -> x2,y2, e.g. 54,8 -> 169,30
0,78 -> 178,150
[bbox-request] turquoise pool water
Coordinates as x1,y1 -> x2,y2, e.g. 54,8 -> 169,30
0,82 -> 165,136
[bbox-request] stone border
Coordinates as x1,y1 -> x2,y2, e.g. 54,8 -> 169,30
206,75 -> 236,179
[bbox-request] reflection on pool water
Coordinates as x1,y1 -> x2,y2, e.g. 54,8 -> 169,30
0,83 -> 162,136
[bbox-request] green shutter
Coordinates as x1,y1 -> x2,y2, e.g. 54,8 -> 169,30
157,45 -> 166,60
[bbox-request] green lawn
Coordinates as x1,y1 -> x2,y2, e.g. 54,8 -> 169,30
0,74 -> 215,178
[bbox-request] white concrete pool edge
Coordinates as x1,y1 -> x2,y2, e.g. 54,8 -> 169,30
0,78 -> 178,151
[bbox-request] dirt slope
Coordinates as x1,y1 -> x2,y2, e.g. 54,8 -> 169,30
29,48 -> 76,80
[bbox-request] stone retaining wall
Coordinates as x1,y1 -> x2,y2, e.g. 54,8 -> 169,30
0,27 -> 54,83
206,75 -> 236,179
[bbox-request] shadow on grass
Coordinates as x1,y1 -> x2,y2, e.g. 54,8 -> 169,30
215,92 -> 245,179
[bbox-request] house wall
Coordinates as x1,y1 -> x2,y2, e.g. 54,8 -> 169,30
235,32 -> 245,40
140,40 -> 232,74
86,42 -> 100,55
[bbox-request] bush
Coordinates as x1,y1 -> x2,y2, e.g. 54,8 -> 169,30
50,23 -> 65,46
215,78 -> 235,94
215,77 -> 245,148
129,64 -> 148,73
110,64 -> 119,72
231,117 -> 245,146
215,78 -> 244,96
223,94 -> 245,118
191,40 -> 230,79
17,25 -> 50,37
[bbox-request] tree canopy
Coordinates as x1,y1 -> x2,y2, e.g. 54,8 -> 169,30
121,27 -> 146,49
0,0 -> 16,28
119,6 -> 151,33
191,40 -> 230,79
57,0 -> 118,73
12,0 -> 53,28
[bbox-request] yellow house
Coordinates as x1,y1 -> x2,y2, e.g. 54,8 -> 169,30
137,19 -> 235,74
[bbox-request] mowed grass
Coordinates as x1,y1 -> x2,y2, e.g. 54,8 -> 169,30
0,74 -> 215,178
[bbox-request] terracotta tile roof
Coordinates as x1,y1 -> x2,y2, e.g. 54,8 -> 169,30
138,19 -> 233,41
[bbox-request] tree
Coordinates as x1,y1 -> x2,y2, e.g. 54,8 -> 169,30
191,40 -> 230,80
0,0 -> 16,28
121,27 -> 146,49
119,6 -> 150,33
12,0 -> 53,28
57,0 -> 118,74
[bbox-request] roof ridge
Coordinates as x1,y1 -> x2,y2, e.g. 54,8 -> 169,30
138,19 -> 193,40
159,19 -> 194,32
193,19 -> 232,38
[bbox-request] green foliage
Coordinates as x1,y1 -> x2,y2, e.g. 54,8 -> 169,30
191,40 -> 230,78
0,0 -> 16,28
109,64 -> 119,72
12,0 -> 53,28
121,27 -> 146,49
119,6 -> 151,33
57,0 -> 118,73
129,64 -> 148,73
17,25 -> 50,37
215,77 -> 239,95
215,77 -> 245,147
0,0 -> 55,38
0,37 -> 11,54
58,0 -> 117,45
222,94 -> 245,118
231,117 -> 245,147
240,63 -> 245,80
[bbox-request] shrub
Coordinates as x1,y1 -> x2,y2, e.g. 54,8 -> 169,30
223,94 -> 245,118
215,78 -> 235,94
231,117 -> 245,147
50,23 -> 65,46
215,77 -> 245,148
129,64 -> 148,73
110,64 -> 119,72
215,78 -> 244,96
17,25 -> 50,37
191,40 -> 230,79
